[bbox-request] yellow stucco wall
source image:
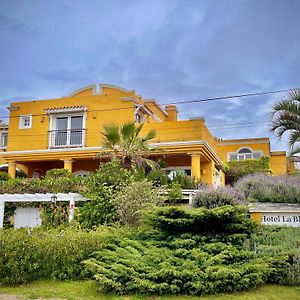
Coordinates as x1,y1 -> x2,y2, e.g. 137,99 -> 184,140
217,138 -> 270,162
0,153 -> 5,165
7,94 -> 136,151
142,119 -> 217,153
250,212 -> 262,223
269,152 -> 287,175
288,159 -> 296,174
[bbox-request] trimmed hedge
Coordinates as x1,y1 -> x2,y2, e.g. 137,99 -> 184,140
226,157 -> 270,184
0,226 -> 120,285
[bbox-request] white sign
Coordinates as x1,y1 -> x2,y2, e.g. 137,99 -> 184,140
14,207 -> 42,228
261,212 -> 300,227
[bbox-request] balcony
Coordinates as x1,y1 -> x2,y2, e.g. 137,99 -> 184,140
48,129 -> 86,149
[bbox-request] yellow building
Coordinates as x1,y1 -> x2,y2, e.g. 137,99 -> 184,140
0,123 -> 8,170
0,84 -> 294,184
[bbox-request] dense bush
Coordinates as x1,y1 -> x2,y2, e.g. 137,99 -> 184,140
113,180 -> 166,227
192,186 -> 246,209
83,207 -> 283,295
226,157 -> 270,184
76,161 -> 143,228
235,173 -> 300,203
170,170 -> 201,189
0,171 -> 10,181
167,182 -> 183,202
84,236 -> 275,295
249,226 -> 300,286
144,205 -> 257,237
147,168 -> 169,186
0,226 -> 122,285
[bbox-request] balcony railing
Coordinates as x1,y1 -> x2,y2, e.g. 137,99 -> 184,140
49,129 -> 85,149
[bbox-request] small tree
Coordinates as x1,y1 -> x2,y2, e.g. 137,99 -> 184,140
113,180 -> 166,227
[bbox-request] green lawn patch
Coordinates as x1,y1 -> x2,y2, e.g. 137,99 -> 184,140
0,280 -> 300,300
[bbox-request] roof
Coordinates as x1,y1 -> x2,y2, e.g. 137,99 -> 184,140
217,137 -> 270,146
44,106 -> 87,114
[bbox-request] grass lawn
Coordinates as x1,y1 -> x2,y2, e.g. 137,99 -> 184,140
0,280 -> 300,300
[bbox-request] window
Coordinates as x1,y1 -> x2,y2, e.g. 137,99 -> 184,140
228,148 -> 262,161
0,132 -> 8,148
19,115 -> 32,129
73,170 -> 90,177
49,114 -> 85,148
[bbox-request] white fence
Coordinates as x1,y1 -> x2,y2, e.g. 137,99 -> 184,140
181,189 -> 202,205
0,193 -> 88,228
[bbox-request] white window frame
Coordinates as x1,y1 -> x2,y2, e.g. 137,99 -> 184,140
227,147 -> 263,161
73,170 -> 90,177
49,112 -> 86,149
19,115 -> 32,129
0,131 -> 8,149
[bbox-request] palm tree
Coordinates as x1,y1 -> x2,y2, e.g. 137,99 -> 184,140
101,122 -> 158,170
270,89 -> 300,156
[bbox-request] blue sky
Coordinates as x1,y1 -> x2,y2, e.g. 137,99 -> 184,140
0,0 -> 300,151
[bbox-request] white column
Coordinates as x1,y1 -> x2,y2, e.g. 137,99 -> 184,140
69,197 -> 76,222
0,201 -> 4,228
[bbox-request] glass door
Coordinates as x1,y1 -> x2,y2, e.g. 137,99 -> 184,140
55,117 -> 68,146
70,116 -> 83,145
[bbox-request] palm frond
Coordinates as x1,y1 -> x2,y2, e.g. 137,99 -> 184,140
290,146 -> 300,156
142,129 -> 156,142
289,131 -> 300,148
121,122 -> 136,140
101,124 -> 120,148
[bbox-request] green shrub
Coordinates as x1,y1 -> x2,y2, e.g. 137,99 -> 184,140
45,168 -> 71,179
167,182 -> 183,203
83,231 -> 278,295
170,170 -> 201,189
249,226 -> 300,286
113,180 -> 166,227
143,205 -> 257,237
226,157 -> 270,184
0,226 -> 123,285
76,161 -> 142,228
0,171 -> 10,181
192,186 -> 246,209
147,168 -> 168,186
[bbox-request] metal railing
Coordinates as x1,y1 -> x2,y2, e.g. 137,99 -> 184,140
48,129 -> 85,148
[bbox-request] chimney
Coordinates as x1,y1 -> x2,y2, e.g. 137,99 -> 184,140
165,105 -> 178,121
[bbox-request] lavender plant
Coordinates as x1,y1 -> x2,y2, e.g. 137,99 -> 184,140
192,186 -> 247,209
235,173 -> 300,203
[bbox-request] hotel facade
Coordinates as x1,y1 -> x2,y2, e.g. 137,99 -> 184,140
0,84 -> 295,185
